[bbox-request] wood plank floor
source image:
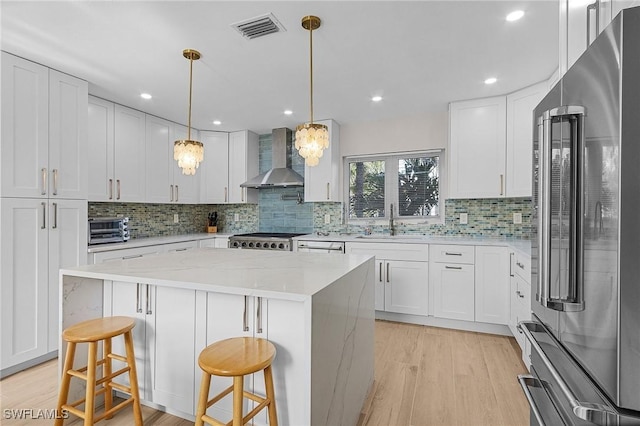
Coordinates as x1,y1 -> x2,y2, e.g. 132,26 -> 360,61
0,320 -> 529,425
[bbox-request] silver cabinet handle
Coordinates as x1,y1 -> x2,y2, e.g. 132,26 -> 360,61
175,185 -> 179,202
516,261 -> 525,270
52,169 -> 58,195
386,263 -> 390,283
117,179 -> 121,200
145,284 -> 152,315
445,252 -> 462,256
109,179 -> 113,200
123,254 -> 143,260
586,1 -> 600,47
500,174 -> 504,196
224,187 -> 228,203
243,296 -> 249,332
41,202 -> 47,229
136,283 -> 143,313
509,252 -> 514,277
170,185 -> 174,202
256,297 -> 263,334
517,375 -> 547,426
326,182 -> 330,200
52,202 -> 58,229
445,265 -> 462,270
241,187 -> 245,202
379,262 -> 383,282
41,168 -> 47,195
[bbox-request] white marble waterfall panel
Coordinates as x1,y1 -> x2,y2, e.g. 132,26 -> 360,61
60,275 -> 105,407
310,258 -> 375,426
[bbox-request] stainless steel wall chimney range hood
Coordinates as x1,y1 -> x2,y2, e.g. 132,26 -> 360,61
240,128 -> 304,188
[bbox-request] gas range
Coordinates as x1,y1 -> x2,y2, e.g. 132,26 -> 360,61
228,232 -> 306,251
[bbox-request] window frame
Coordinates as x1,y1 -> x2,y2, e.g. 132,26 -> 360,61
343,150 -> 444,224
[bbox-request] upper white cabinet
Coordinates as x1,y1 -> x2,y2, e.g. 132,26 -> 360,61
200,131 -> 229,204
170,124 -> 200,203
114,105 -> 146,202
506,82 -> 547,197
449,96 -> 507,199
228,130 -> 259,204
87,96 -> 115,201
1,52 -> 88,199
475,246 -> 510,325
304,119 -> 341,202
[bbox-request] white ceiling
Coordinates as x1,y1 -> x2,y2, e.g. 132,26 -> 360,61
1,1 -> 558,135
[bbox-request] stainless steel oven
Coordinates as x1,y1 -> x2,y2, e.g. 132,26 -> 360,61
88,217 -> 130,245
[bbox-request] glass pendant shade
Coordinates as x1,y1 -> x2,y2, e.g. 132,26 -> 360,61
174,139 -> 204,175
295,122 -> 329,167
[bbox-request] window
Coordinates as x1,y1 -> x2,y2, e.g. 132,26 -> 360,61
346,151 -> 441,220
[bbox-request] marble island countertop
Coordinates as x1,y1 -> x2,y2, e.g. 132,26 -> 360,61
64,248 -> 374,302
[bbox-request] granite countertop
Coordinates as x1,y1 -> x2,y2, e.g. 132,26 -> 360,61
64,248 -> 374,301
87,233 -> 234,253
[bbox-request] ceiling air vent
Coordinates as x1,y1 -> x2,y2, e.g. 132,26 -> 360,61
231,13 -> 286,40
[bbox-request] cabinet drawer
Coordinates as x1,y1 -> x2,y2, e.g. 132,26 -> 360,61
346,242 -> 428,262
512,251 -> 531,282
430,245 -> 474,264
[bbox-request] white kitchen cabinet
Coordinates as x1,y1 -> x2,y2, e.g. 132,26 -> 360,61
1,52 -> 88,199
449,96 -> 507,199
107,281 -> 197,415
87,96 -> 115,201
506,82 -> 547,197
0,198 -> 87,372
475,246 -> 510,325
145,115 -> 173,203
304,119 -> 341,202
345,242 -> 428,315
429,245 -> 475,321
200,131 -> 230,203
508,249 -> 532,368
228,130 -> 259,204
114,104 -> 146,202
214,236 -> 230,248
91,245 -> 163,264
205,293 -> 305,425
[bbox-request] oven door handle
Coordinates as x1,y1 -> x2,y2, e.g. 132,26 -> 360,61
517,375 -> 547,426
518,321 -> 623,425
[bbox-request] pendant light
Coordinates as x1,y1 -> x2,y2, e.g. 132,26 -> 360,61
295,15 -> 329,167
174,49 -> 204,175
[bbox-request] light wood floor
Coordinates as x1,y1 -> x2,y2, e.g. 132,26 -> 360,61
0,320 -> 529,426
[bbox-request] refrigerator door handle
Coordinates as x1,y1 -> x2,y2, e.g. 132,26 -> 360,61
519,321 -> 623,425
537,106 -> 586,312
517,375 -> 547,426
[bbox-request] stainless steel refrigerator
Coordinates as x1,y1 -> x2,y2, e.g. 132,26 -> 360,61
518,6 -> 640,425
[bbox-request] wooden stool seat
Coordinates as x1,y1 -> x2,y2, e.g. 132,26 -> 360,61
195,337 -> 278,426
55,316 -> 143,426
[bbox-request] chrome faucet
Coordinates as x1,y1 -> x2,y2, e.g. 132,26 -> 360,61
389,203 -> 396,236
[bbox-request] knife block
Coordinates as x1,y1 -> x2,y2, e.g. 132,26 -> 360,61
207,226 -> 217,233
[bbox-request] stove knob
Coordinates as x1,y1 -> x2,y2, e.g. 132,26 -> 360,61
256,242 -> 262,248
278,243 -> 285,249
270,243 -> 277,249
248,242 -> 254,248
241,242 -> 247,247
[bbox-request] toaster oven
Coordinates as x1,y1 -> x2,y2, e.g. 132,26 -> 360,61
88,217 -> 130,245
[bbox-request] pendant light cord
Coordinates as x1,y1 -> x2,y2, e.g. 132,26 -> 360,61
187,55 -> 194,140
309,23 -> 314,125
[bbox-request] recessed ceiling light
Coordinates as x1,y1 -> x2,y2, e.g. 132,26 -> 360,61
212,120 -> 222,126
140,93 -> 152,100
506,10 -> 524,22
372,96 -> 383,102
484,77 -> 498,85
284,110 -> 293,115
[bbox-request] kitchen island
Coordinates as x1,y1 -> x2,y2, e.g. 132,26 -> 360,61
60,248 -> 375,425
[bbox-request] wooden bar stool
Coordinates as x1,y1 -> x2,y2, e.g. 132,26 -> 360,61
195,337 -> 278,426
55,316 -> 143,426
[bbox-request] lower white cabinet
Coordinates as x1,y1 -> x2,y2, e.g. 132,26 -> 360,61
205,292 -> 305,425
508,249 -> 532,368
429,245 -> 475,321
198,237 -> 229,249
106,281 -> 197,415
346,242 -> 429,315
1,198 -> 86,373
475,246 -> 510,324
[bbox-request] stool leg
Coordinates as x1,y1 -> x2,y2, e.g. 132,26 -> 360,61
232,376 -> 244,426
55,341 -> 76,426
264,365 -> 278,426
103,337 -> 113,419
194,371 -> 211,426
84,341 -> 98,426
124,330 -> 143,426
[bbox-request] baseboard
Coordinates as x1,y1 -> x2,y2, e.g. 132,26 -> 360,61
375,311 -> 513,336
0,350 -> 58,379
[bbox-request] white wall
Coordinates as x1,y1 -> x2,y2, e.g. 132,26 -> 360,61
339,110 -> 448,157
